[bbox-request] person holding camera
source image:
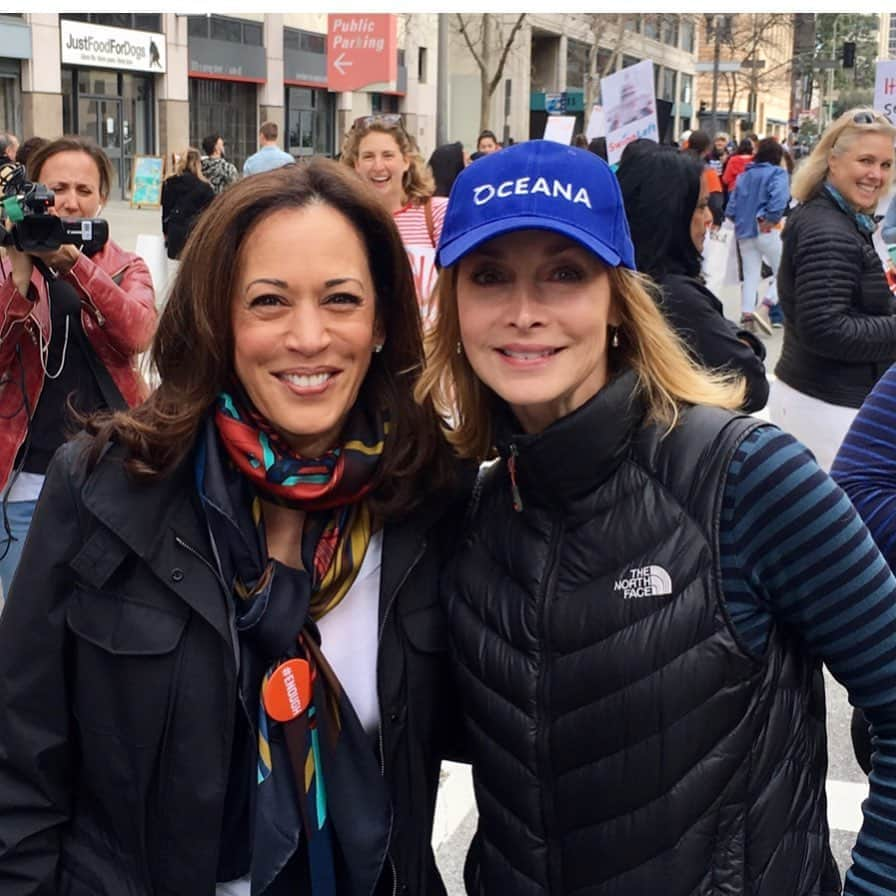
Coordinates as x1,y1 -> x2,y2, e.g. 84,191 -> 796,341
0,136 -> 157,598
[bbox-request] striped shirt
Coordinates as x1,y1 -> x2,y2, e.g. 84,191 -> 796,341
392,196 -> 447,249
831,363 -> 896,569
721,423 -> 896,893
394,197 -> 447,327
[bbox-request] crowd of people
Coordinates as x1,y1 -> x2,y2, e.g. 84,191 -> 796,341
2,108 -> 896,896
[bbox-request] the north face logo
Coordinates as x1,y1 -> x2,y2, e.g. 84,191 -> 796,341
613,565 -> 673,599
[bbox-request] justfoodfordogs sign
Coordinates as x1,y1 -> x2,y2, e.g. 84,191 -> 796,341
61,21 -> 166,74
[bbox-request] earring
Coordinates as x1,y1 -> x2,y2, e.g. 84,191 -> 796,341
373,344 -> 383,353
456,341 -> 463,355
611,328 -> 620,349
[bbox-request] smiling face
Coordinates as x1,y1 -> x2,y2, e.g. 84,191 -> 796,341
827,131 -> 894,212
232,203 -> 381,457
37,150 -> 104,218
477,135 -> 498,154
456,229 -> 619,434
354,130 -> 410,212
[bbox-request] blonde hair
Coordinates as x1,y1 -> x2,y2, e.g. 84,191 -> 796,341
174,147 -> 206,181
416,263 -> 747,461
791,107 -> 896,207
340,118 -> 434,205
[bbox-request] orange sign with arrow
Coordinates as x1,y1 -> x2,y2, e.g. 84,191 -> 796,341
327,14 -> 397,93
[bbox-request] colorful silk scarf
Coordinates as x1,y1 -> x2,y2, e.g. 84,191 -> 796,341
198,393 -> 391,894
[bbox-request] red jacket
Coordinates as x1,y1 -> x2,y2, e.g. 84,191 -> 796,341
722,153 -> 753,193
0,240 -> 157,490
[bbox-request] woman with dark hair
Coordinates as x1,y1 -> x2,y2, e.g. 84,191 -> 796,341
588,137 -> 608,161
428,140 -> 468,197
0,135 -> 156,599
0,160 -> 470,894
161,146 -> 215,260
617,141 -> 769,412
726,136 -> 790,334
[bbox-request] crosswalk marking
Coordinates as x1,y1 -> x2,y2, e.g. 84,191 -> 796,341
828,778 -> 868,834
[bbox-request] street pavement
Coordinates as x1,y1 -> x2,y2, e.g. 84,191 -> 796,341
105,197 -> 870,892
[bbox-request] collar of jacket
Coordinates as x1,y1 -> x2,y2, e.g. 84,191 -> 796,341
78,438 -> 475,637
495,368 -> 644,509
79,440 -> 236,643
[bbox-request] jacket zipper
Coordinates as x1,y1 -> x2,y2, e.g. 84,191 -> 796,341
170,535 -> 241,887
375,536 -> 427,896
507,443 -> 523,512
173,534 -> 249,881
536,518 -> 565,893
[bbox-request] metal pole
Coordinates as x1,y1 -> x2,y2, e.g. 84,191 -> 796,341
828,16 -> 839,127
710,16 -> 721,137
436,14 -> 449,146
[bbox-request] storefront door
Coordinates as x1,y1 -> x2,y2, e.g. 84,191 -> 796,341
78,96 -> 124,199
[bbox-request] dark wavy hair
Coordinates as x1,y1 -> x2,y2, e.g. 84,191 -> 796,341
754,137 -> 784,166
428,141 -> 465,197
85,159 -> 456,518
616,142 -> 705,280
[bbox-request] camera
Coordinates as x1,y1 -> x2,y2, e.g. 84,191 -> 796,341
0,162 -> 108,255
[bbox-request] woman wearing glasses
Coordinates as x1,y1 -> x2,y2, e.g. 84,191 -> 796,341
770,108 -> 896,471
341,115 -> 446,327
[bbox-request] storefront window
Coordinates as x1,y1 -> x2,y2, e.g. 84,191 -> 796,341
0,73 -> 20,139
190,78 -> 258,171
680,19 -> 695,53
680,73 -> 693,106
61,68 -> 154,200
286,86 -> 334,158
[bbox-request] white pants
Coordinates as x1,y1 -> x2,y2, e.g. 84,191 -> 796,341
767,379 -> 858,472
739,230 -> 783,315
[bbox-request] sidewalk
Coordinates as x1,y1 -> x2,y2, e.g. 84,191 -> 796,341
101,198 -> 173,307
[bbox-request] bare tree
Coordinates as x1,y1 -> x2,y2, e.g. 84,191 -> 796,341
578,14 -> 628,111
455,13 -> 527,132
710,14 -> 793,132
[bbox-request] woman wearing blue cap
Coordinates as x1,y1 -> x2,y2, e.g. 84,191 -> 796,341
417,139 -> 896,895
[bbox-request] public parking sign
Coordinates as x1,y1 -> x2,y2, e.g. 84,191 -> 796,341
327,14 -> 397,93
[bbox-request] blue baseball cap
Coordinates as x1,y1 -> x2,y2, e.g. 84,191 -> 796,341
437,139 -> 635,270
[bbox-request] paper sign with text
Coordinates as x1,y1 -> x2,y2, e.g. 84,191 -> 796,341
601,60 -> 658,165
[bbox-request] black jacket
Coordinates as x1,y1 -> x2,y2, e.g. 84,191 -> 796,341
0,436 -> 471,895
161,172 -> 215,260
657,271 -> 769,412
775,190 -> 896,408
447,372 -> 839,895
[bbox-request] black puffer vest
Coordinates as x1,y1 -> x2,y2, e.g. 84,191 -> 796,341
447,371 -> 841,896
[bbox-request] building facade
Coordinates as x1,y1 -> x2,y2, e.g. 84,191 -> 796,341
695,13 -> 794,141
3,12 -> 437,199
446,13 -> 700,150
878,13 -> 896,59
4,12 -> 777,197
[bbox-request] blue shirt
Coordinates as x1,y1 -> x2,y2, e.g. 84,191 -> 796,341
724,423 -> 896,894
242,145 -> 295,176
724,161 -> 790,240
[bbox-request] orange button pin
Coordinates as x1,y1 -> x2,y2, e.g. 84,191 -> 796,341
263,658 -> 313,722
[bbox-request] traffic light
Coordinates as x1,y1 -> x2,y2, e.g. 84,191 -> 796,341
843,41 -> 856,68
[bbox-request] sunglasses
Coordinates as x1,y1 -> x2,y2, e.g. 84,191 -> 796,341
852,111 -> 890,125
352,113 -> 405,133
